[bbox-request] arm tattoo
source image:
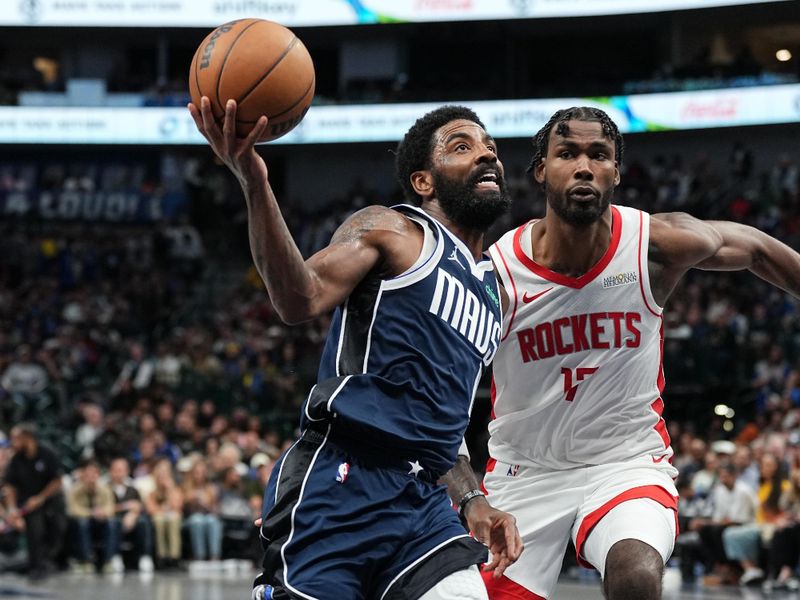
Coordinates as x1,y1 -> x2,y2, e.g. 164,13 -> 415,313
330,208 -> 386,246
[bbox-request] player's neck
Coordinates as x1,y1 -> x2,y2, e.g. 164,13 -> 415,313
422,205 -> 485,260
531,209 -> 613,278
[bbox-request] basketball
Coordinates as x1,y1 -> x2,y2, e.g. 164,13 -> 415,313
189,18 -> 315,142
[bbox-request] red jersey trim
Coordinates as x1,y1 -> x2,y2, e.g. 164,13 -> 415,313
652,397 -> 671,449
493,240 -> 519,342
481,572 -> 547,600
574,485 -> 678,569
481,457 -> 497,496
637,210 -> 661,317
512,206 -> 622,289
656,322 -> 665,394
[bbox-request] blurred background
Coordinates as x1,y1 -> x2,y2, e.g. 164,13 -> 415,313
0,0 -> 799,592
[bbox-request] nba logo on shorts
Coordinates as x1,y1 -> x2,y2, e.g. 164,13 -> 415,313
507,464 -> 520,477
336,462 -> 350,483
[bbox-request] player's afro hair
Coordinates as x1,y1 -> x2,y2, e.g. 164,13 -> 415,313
395,105 -> 486,205
527,106 -> 624,173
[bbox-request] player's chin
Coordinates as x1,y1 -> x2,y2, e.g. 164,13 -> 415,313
473,184 -> 503,199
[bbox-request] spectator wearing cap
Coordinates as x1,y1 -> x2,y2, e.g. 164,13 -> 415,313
2,423 -> 66,577
244,452 -> 273,500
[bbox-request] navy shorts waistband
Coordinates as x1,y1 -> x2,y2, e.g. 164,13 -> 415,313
300,426 -> 443,483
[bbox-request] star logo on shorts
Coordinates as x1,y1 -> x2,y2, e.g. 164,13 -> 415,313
408,460 -> 424,477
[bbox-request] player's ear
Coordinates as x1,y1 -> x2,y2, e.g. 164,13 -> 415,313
533,159 -> 546,185
613,161 -> 620,187
410,170 -> 434,200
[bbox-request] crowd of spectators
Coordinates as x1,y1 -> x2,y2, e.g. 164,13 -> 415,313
0,142 -> 798,584
673,423 -> 800,590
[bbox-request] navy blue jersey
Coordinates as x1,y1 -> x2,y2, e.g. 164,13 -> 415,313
301,205 -> 502,476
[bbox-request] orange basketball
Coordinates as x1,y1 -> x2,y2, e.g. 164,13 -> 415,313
189,18 -> 315,142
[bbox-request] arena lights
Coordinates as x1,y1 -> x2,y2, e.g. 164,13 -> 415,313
776,49 -> 793,62
714,404 -> 735,418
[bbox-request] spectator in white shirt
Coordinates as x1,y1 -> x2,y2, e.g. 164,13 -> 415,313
689,462 -> 757,584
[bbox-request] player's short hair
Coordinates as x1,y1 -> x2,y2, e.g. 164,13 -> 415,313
528,106 -> 624,173
396,105 -> 486,205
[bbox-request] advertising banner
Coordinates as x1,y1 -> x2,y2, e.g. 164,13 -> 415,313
7,0 -> 788,27
0,84 -> 797,145
0,189 -> 166,222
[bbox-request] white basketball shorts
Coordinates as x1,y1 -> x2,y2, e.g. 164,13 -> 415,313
481,455 -> 678,600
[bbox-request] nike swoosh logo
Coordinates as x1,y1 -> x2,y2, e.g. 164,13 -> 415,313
522,287 -> 553,304
652,455 -> 669,463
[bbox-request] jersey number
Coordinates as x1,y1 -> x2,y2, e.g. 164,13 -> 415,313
561,367 -> 598,402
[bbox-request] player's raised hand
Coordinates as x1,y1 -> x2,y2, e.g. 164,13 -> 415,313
188,96 -> 270,184
465,501 -> 523,578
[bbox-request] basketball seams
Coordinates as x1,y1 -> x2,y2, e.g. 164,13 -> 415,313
236,74 -> 315,124
237,35 -> 299,107
213,18 -> 262,118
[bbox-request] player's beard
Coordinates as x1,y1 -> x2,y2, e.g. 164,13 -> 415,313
546,182 -> 614,227
432,167 -> 511,231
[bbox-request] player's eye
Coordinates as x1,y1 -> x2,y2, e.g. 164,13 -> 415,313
558,150 -> 573,159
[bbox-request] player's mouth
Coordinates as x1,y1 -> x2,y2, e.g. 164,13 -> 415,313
473,169 -> 500,191
567,185 -> 599,202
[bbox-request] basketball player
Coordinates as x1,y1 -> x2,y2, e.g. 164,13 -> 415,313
443,106 -> 800,600
188,98 -> 522,600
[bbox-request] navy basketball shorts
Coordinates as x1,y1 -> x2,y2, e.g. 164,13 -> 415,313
255,426 -> 487,600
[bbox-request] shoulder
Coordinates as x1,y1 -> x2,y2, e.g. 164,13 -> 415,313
491,220 -> 533,257
649,212 -> 722,268
331,205 -> 421,246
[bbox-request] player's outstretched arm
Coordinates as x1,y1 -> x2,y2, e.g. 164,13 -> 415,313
188,97 -> 422,323
650,213 -> 800,303
696,221 -> 800,298
441,456 -> 523,578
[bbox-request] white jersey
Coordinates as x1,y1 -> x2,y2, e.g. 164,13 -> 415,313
488,205 -> 674,470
